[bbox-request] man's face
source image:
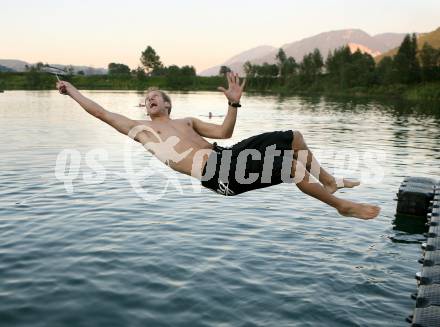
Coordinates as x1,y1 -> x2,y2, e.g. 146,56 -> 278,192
145,91 -> 168,116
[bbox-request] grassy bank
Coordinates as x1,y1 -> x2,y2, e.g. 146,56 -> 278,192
295,83 -> 440,101
1,72 -> 439,102
0,72 -> 224,92
242,76 -> 440,101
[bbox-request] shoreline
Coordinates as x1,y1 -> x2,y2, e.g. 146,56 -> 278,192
1,73 -> 439,102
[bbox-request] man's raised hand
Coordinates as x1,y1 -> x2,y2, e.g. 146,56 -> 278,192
217,72 -> 246,104
56,80 -> 76,95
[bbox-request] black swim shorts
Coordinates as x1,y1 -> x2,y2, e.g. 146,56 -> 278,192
201,130 -> 295,196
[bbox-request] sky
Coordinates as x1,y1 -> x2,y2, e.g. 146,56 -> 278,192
1,0 -> 439,73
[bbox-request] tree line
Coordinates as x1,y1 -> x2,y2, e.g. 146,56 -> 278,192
1,35 -> 439,99
234,33 -> 440,92
0,46 -> 200,90
107,46 -> 197,88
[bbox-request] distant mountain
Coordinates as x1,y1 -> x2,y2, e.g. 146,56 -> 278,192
0,59 -> 107,75
223,45 -> 277,65
200,29 -> 407,76
0,64 -> 14,72
373,33 -> 410,50
347,43 -> 381,57
199,45 -> 276,76
0,59 -> 29,72
376,27 -> 440,62
419,26 -> 440,48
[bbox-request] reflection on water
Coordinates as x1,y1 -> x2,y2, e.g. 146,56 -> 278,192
0,91 -> 439,327
393,214 -> 428,235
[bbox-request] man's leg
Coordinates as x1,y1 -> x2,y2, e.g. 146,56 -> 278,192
292,130 -> 360,193
291,159 -> 380,219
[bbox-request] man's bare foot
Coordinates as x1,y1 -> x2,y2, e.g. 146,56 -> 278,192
324,178 -> 360,194
337,200 -> 380,220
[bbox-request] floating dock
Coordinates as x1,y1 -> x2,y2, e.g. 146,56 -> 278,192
396,176 -> 440,326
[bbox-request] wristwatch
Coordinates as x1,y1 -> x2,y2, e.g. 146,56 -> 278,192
228,101 -> 241,108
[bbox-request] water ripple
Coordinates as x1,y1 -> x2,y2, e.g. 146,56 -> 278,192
0,91 -> 439,326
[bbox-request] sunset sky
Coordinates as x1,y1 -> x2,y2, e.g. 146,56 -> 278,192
1,0 -> 439,72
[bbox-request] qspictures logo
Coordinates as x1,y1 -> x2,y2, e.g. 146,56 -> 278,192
54,125 -> 387,201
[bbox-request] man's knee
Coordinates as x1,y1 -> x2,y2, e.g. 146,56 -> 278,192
290,159 -> 307,184
293,130 -> 304,149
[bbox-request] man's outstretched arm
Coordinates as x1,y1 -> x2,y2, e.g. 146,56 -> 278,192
191,72 -> 245,139
56,81 -> 142,140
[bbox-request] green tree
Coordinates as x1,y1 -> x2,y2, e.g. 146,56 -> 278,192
256,63 -> 278,77
376,56 -> 395,85
299,49 -> 323,85
140,46 -> 163,75
25,64 -> 43,88
276,48 -> 286,72
276,48 -> 287,64
166,65 -> 181,87
420,43 -> 439,82
312,49 -> 324,73
325,46 -> 351,78
393,33 -> 421,84
35,62 -> 44,71
219,65 -> 231,75
243,61 -> 255,78
285,57 -> 298,76
410,33 -> 421,83
165,65 -> 196,88
276,48 -> 288,83
283,56 -> 299,87
108,63 -> 131,75
180,65 -> 196,76
134,66 -> 146,81
325,46 -> 376,88
245,62 -> 278,90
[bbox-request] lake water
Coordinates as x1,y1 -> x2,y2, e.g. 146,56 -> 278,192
1,90 -> 439,326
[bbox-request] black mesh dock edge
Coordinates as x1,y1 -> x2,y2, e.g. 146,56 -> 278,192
396,177 -> 438,217
403,176 -> 440,326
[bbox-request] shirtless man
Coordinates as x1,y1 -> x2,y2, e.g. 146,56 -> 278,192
56,72 -> 380,219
